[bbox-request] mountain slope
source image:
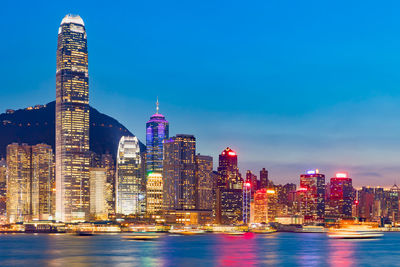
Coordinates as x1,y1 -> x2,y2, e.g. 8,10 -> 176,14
0,101 -> 145,160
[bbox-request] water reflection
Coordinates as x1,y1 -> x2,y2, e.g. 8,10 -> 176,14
215,233 -> 258,266
328,239 -> 356,267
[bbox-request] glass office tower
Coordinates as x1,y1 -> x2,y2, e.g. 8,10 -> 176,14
116,136 -> 145,215
55,14 -> 90,222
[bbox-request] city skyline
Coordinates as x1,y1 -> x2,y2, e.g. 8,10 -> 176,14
4,2 -> 400,186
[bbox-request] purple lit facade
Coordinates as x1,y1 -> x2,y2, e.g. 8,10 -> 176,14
146,111 -> 169,175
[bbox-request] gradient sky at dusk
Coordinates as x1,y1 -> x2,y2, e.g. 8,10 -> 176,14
2,0 -> 400,187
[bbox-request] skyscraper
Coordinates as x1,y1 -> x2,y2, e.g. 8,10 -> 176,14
6,143 -> 54,223
216,147 -> 243,224
196,154 -> 214,210
0,159 -> 6,219
163,135 -> 197,210
146,100 -> 169,175
116,136 -> 145,215
89,168 -> 108,220
260,168 -> 269,189
299,169 -> 325,222
56,14 -> 90,222
6,143 -> 32,223
31,144 -> 54,220
146,173 -> 164,214
217,147 -> 240,189
329,172 -> 353,219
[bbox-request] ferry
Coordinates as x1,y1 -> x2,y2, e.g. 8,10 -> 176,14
296,226 -> 326,233
122,235 -> 161,241
169,229 -> 205,235
328,229 -> 383,239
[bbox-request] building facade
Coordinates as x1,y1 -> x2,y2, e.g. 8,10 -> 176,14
116,136 -> 145,215
146,173 -> 164,214
163,135 -> 197,210
328,172 -> 353,219
196,154 -> 213,210
56,14 -> 90,222
89,168 -> 108,220
146,100 -> 169,175
299,169 -> 325,222
31,144 -> 54,220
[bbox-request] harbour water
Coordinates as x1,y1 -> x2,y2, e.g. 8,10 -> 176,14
0,232 -> 398,266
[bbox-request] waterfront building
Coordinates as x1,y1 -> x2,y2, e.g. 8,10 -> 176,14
0,159 -> 6,218
164,210 -> 213,225
260,168 -> 268,189
299,169 -> 325,222
254,189 -> 268,223
266,188 -> 278,222
31,144 -> 54,220
146,173 -> 163,214
6,143 -> 32,223
387,185 -> 400,223
217,188 -> 243,225
329,172 -> 353,219
116,136 -> 145,215
56,14 -> 90,222
196,154 -> 214,210
6,143 -> 55,223
89,168 -> 108,220
163,135 -> 197,210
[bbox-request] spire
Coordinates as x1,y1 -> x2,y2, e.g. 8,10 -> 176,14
156,97 -> 159,114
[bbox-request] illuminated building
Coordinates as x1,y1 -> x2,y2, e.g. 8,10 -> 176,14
116,136 -> 145,215
196,154 -> 214,210
146,173 -> 164,214
254,189 -> 268,223
163,135 -> 197,210
386,185 -> 400,223
358,187 -> 375,221
217,147 -> 240,189
31,144 -> 54,220
6,143 -> 32,223
56,14 -> 90,222
260,168 -> 269,189
217,188 -> 243,225
329,172 -> 353,219
246,170 -> 258,193
0,159 -> 6,217
243,181 -> 251,224
6,143 -> 54,223
89,168 -> 108,220
216,147 -> 243,224
266,189 -> 278,222
299,169 -> 325,222
164,210 -> 213,225
146,99 -> 169,174
101,153 -> 115,215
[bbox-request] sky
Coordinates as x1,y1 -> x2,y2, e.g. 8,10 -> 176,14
2,0 -> 400,187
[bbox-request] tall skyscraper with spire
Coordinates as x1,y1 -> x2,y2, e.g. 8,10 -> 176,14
55,14 -> 90,222
145,99 -> 169,214
146,99 -> 169,175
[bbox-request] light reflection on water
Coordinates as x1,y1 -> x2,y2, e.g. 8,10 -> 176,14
0,233 -> 398,266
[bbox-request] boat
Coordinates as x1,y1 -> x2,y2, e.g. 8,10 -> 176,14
328,229 -> 383,239
169,229 -> 205,235
122,235 -> 160,241
296,226 -> 326,233
75,231 -> 94,236
251,228 -> 276,234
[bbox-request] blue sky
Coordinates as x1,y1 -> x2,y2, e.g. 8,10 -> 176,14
2,0 -> 400,186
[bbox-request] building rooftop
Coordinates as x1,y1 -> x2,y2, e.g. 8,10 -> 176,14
61,14 -> 84,26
